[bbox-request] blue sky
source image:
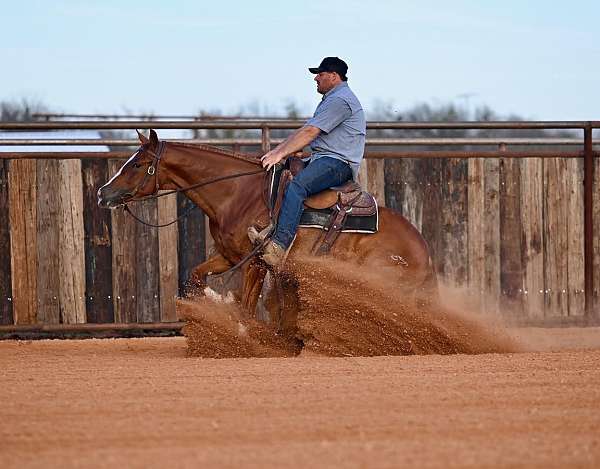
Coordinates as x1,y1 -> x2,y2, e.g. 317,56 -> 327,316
2,0 -> 599,119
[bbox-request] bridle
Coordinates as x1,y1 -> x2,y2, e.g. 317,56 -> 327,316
119,140 -> 166,203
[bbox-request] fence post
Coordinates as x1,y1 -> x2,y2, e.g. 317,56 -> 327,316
584,124 -> 595,321
261,125 -> 271,154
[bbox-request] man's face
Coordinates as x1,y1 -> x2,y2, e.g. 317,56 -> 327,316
314,71 -> 339,95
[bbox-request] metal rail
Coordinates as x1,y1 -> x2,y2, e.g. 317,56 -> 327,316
1,150 -> 597,160
32,113 -> 311,121
0,137 -> 592,147
1,120 -> 599,130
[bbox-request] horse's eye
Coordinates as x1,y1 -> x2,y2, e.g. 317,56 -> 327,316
133,162 -> 142,169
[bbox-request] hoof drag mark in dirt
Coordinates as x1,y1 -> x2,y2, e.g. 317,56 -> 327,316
179,299 -> 301,358
292,257 -> 518,356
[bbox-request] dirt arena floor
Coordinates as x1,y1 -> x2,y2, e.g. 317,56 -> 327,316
1,328 -> 600,468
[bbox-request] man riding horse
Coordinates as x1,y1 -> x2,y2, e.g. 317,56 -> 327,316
255,56 -> 366,267
97,56 -> 436,326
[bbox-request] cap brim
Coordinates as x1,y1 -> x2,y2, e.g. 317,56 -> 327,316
308,67 -> 322,74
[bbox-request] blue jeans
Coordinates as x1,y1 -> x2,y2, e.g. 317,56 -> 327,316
272,157 -> 353,249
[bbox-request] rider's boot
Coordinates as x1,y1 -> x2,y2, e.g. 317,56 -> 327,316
261,240 -> 287,269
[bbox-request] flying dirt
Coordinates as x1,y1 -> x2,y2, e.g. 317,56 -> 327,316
182,256 -> 518,358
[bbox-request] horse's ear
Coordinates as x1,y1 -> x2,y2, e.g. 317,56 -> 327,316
149,129 -> 159,147
136,129 -> 149,144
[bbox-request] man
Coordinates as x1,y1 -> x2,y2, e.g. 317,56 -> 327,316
257,56 -> 366,267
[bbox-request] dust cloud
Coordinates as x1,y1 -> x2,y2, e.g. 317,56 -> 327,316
181,257 -> 519,358
179,297 -> 301,358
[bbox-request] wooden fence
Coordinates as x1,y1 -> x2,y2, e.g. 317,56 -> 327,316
0,157 -> 207,326
382,156 -> 591,323
0,120 -> 598,329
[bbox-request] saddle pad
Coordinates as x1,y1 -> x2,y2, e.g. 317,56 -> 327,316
299,204 -> 379,234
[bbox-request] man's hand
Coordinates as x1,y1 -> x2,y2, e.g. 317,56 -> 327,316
261,150 -> 285,171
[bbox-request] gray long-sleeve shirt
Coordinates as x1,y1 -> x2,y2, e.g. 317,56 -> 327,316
305,82 -> 366,180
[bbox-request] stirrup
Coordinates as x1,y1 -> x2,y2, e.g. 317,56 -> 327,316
247,223 -> 273,246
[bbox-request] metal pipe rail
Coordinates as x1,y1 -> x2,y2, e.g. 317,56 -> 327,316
1,150 -> 596,160
1,120 -> 599,130
31,113 -> 312,121
0,137 -> 592,147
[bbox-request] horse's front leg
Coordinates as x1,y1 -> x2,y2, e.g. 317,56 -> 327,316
187,252 -> 233,294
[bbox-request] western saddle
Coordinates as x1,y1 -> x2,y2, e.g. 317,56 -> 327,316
269,157 -> 377,254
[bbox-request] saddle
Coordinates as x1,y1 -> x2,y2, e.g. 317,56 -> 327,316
267,157 -> 378,255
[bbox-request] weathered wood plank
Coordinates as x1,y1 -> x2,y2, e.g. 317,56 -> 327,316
135,199 -> 160,323
177,193 -> 205,295
383,159 -> 402,215
0,160 -> 13,324
566,156 -> 585,316
82,159 -> 114,323
521,158 -> 544,318
157,191 -> 179,322
384,158 -> 423,231
366,158 -> 386,207
467,157 -> 500,314
593,153 -> 600,316
483,158 -> 500,315
420,159 -> 444,280
58,159 -> 86,324
499,157 -> 524,318
543,157 -> 569,317
36,160 -> 60,324
357,161 -> 368,188
109,159 -> 137,323
440,158 -> 468,287
8,159 -> 37,324
468,158 -> 485,311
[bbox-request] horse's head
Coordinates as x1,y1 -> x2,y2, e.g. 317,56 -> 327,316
98,129 -> 163,208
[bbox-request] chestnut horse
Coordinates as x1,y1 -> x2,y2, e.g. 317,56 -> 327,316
98,130 -> 436,331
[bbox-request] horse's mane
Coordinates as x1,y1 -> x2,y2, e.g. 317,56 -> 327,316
167,141 -> 262,166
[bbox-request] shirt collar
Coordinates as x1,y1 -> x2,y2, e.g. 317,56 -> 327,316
322,81 -> 348,100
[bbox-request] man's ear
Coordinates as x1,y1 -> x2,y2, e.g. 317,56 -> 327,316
149,129 -> 159,147
136,129 -> 149,144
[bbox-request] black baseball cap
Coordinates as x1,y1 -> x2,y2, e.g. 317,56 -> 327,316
308,57 -> 348,81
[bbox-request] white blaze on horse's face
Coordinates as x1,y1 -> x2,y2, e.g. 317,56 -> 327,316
104,151 -> 139,187
97,149 -> 151,209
